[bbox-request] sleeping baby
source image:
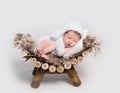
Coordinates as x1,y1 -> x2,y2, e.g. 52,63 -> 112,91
37,22 -> 88,59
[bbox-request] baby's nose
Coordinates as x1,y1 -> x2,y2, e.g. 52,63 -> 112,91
69,40 -> 73,43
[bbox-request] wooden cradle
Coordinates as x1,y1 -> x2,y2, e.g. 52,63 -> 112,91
14,33 -> 100,88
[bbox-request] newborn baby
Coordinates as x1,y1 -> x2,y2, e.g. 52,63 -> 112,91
37,22 -> 88,59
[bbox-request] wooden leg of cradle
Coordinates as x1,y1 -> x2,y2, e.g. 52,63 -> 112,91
31,68 -> 45,88
66,67 -> 81,87
32,67 -> 38,75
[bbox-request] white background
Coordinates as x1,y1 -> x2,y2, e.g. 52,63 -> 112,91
0,0 -> 120,93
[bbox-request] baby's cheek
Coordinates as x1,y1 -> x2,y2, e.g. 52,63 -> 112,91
72,42 -> 76,46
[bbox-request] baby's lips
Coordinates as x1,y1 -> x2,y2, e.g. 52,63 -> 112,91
67,43 -> 71,47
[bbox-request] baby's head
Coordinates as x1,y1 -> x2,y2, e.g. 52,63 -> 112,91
63,30 -> 81,48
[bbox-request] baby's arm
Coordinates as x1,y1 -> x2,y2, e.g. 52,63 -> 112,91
55,37 -> 72,56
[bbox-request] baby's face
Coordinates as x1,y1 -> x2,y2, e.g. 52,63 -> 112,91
63,31 -> 80,48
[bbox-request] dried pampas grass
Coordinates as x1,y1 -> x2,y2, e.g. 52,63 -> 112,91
13,33 -> 35,50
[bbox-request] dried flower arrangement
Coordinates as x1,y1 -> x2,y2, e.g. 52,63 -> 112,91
13,33 -> 100,73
